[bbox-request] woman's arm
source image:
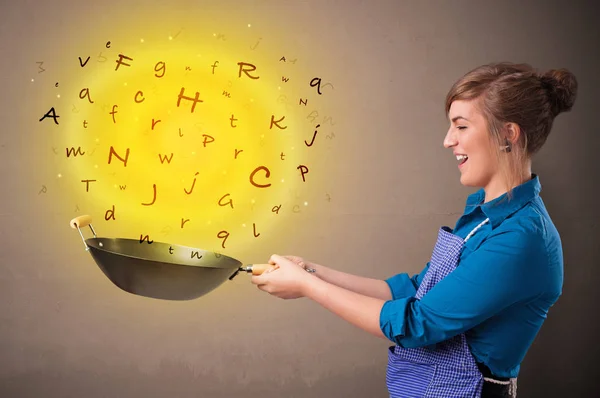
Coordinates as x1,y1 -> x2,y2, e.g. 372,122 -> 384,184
255,226 -> 547,347
309,261 -> 394,300
303,275 -> 388,339
306,226 -> 542,345
290,257 -> 428,301
251,255 -> 389,339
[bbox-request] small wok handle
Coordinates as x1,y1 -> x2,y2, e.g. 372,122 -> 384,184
70,215 -> 93,229
240,263 -> 316,275
69,215 -> 97,250
241,263 -> 277,275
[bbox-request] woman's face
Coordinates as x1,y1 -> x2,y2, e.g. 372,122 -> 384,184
443,100 -> 500,190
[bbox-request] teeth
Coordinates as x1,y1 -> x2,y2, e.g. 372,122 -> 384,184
456,155 -> 468,161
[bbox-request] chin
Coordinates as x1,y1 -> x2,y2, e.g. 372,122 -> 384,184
459,174 -> 481,188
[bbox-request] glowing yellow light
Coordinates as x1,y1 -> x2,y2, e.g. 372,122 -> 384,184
291,147 -> 295,150
57,173 -> 62,178
247,24 -> 252,28
304,201 -> 308,206
31,79 -> 34,82
51,33 -> 307,249
56,94 -> 60,98
213,33 -> 216,37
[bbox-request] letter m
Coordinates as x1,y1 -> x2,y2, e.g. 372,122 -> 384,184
66,147 -> 85,157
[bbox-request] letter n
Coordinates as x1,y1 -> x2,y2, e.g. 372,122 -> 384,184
108,146 -> 130,167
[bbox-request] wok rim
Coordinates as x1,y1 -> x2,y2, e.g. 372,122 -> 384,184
84,237 -> 243,270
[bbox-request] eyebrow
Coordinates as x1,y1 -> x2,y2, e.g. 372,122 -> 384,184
451,116 -> 469,123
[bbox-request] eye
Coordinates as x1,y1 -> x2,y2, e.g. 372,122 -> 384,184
457,126 -> 467,130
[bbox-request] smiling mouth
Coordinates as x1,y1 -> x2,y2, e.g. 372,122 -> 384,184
456,154 -> 468,166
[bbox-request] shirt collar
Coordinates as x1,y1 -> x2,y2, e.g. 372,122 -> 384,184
463,174 -> 542,228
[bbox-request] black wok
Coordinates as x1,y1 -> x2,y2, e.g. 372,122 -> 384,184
69,215 -> 311,301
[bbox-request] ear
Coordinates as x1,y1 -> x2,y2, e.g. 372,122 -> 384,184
504,122 -> 521,144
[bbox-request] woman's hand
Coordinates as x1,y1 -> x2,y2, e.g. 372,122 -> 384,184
251,255 -> 387,339
282,255 -> 317,273
251,254 -> 315,299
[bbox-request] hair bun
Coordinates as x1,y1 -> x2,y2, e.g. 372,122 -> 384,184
540,69 -> 578,116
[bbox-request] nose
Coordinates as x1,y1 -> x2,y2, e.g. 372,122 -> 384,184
443,128 -> 456,149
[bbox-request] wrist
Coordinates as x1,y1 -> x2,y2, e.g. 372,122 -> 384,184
305,261 -> 323,278
302,272 -> 326,299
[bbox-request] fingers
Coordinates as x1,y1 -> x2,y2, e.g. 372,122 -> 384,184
282,255 -> 309,269
256,284 -> 269,293
251,274 -> 268,285
251,265 -> 279,286
283,255 -> 301,264
251,276 -> 273,294
270,254 -> 299,268
269,254 -> 284,265
265,265 -> 279,273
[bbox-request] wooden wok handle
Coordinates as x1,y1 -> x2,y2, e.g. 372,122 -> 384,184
247,263 -> 277,275
70,215 -> 92,229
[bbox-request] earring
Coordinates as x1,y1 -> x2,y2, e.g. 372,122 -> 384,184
500,139 -> 512,153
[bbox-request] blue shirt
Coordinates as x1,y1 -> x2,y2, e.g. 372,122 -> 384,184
379,174 -> 563,378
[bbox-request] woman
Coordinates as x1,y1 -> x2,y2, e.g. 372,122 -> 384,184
251,62 -> 578,398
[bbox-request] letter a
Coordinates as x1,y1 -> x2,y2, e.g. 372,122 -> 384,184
39,107 -> 60,125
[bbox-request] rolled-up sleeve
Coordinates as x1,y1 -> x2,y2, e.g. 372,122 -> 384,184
379,227 -> 547,348
385,263 -> 429,300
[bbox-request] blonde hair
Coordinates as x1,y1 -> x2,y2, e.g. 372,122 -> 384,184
445,62 -> 578,199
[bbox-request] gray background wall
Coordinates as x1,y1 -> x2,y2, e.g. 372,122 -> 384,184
1,0 -> 597,397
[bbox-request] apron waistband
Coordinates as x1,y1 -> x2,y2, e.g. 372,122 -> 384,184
476,362 -> 510,382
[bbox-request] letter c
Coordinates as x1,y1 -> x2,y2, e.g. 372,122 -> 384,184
249,166 -> 272,188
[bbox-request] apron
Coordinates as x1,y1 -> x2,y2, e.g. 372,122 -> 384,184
386,218 -> 491,398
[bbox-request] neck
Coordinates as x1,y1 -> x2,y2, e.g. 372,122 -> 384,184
483,163 -> 532,203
